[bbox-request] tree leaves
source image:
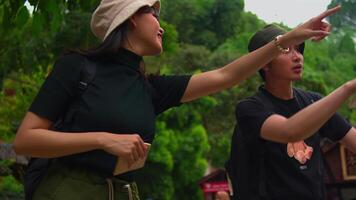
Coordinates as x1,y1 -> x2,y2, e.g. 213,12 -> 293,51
15,5 -> 29,27
0,4 -> 3,29
31,11 -> 44,36
27,0 -> 39,7
328,0 -> 356,32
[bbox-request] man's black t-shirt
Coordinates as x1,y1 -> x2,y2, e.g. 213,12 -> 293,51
29,48 -> 191,180
236,86 -> 351,200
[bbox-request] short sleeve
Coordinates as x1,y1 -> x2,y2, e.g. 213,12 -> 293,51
236,98 -> 274,141
319,112 -> 352,141
149,75 -> 191,114
29,54 -> 84,121
304,92 -> 352,141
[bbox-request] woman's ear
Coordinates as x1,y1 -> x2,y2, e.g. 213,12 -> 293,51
128,16 -> 137,28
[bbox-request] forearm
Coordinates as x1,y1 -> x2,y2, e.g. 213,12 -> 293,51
182,41 -> 283,102
285,82 -> 353,141
220,41 -> 281,87
13,129 -> 105,158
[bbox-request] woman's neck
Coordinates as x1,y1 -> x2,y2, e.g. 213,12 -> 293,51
121,37 -> 144,57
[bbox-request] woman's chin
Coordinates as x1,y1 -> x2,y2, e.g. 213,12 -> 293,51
147,46 -> 163,56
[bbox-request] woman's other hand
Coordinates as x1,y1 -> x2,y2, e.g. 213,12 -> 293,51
99,133 -> 147,166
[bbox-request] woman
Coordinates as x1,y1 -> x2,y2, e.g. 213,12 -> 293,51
13,0 -> 340,199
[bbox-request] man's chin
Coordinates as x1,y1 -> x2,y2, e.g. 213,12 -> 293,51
293,77 -> 303,81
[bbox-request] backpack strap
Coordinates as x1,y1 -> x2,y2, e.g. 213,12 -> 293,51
77,58 -> 97,95
293,88 -> 316,107
253,90 -> 274,199
53,57 -> 97,130
25,57 -> 97,200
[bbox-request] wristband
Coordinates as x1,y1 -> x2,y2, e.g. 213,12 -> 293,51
274,35 -> 289,54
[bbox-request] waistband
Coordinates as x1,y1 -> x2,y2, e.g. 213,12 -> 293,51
51,159 -> 139,200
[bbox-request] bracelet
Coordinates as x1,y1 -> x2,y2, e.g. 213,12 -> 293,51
273,35 -> 289,54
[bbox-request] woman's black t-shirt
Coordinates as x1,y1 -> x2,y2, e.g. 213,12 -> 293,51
29,48 -> 191,180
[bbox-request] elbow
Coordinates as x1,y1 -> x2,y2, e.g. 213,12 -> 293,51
279,119 -> 305,142
12,131 -> 27,155
262,116 -> 307,143
284,129 -> 305,143
12,137 -> 23,155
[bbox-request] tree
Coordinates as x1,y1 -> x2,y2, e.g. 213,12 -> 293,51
328,0 -> 356,32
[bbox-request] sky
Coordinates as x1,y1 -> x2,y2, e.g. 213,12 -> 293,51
244,0 -> 333,27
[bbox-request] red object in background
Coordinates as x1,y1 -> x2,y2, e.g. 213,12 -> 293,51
201,181 -> 229,193
199,169 -> 230,200
4,88 -> 16,96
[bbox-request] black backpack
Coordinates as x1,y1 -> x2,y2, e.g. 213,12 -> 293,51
225,88 -> 316,200
24,56 -> 96,200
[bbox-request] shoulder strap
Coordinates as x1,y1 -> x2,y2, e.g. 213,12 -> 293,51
293,88 -> 316,108
77,58 -> 97,96
253,90 -> 272,199
53,57 -> 96,129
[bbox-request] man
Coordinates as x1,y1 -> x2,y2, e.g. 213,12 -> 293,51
226,24 -> 356,200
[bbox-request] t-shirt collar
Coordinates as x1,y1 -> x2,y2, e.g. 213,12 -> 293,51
259,85 -> 296,103
112,48 -> 143,70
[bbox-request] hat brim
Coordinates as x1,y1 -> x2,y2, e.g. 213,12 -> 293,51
103,0 -> 160,41
248,24 -> 305,55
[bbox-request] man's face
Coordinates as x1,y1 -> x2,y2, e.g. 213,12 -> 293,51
265,45 -> 304,81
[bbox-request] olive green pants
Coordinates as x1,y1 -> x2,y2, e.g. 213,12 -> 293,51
33,161 -> 140,200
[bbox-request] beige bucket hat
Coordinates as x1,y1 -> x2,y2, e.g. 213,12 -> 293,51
91,0 -> 160,41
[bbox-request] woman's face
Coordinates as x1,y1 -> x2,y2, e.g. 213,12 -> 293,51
130,6 -> 164,56
266,45 -> 304,81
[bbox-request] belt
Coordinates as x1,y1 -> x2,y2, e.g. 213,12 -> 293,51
106,178 -> 135,200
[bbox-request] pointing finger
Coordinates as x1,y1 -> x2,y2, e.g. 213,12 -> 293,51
315,5 -> 341,21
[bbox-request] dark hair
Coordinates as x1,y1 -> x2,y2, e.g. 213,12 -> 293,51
67,6 -> 160,75
259,69 -> 266,81
75,21 -> 129,59
136,6 -> 160,19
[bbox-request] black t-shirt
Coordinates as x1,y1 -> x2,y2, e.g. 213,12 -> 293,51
29,48 -> 191,180
236,86 -> 352,200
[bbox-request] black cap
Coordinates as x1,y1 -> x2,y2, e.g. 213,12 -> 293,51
248,24 -> 305,55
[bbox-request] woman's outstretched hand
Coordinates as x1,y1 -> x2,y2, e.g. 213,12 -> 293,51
282,5 -> 341,47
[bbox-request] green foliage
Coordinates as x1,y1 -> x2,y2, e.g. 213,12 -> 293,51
0,160 -> 23,196
15,5 -> 29,27
328,0 -> 356,32
0,176 -> 23,193
338,33 -> 355,54
0,68 -> 47,142
161,0 -> 244,49
160,20 -> 179,54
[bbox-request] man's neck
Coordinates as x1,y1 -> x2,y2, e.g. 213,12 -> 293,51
264,80 -> 294,100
